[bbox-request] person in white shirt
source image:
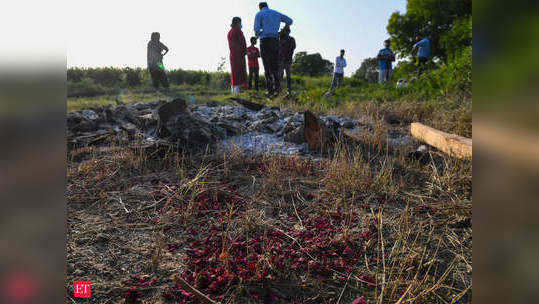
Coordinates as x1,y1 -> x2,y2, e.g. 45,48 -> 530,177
330,49 -> 347,91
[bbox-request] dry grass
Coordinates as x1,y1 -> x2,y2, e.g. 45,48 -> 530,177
66,107 -> 471,303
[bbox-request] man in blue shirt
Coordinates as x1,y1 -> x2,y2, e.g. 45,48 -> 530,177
377,39 -> 395,84
254,2 -> 293,96
412,34 -> 430,71
329,49 -> 347,91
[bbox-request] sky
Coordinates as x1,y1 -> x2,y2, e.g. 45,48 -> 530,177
66,0 -> 407,76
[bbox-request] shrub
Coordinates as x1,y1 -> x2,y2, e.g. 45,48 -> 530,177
67,67 -> 85,83
417,46 -> 472,98
209,72 -> 230,90
67,78 -> 111,98
124,68 -> 143,87
343,77 -> 363,88
87,67 -> 124,86
168,69 -> 211,86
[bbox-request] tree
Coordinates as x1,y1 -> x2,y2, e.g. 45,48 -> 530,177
353,58 -> 378,83
387,0 -> 472,62
291,52 -> 333,77
216,56 -> 227,72
440,16 -> 472,60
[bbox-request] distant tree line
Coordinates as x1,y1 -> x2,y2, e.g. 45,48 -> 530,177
291,52 -> 334,77
67,67 -> 231,97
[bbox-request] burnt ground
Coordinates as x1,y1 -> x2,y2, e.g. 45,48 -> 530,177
66,100 -> 471,304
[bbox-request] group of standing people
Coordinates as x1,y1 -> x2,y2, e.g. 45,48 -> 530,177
228,2 -> 295,97
146,2 -> 432,93
376,34 -> 431,85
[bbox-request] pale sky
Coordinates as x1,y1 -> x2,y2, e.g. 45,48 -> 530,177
65,0 -> 407,76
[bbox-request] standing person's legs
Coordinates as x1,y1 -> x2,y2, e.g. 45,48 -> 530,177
285,62 -> 292,92
336,73 -> 343,88
248,67 -> 254,90
268,39 -> 280,93
247,67 -> 253,90
254,66 -> 259,91
149,67 -> 160,89
330,73 -> 337,91
160,69 -> 169,89
387,69 -> 393,83
278,60 -> 285,87
417,57 -> 427,76
379,69 -> 389,84
260,38 -> 274,94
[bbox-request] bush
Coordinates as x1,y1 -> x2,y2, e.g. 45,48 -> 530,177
209,72 -> 230,90
84,67 -> 124,87
343,77 -> 363,88
416,46 -> 472,98
124,68 -> 143,87
168,69 -> 208,86
67,67 -> 85,83
67,78 -> 112,98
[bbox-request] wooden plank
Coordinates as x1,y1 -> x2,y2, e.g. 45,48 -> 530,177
410,122 -> 472,159
229,97 -> 264,111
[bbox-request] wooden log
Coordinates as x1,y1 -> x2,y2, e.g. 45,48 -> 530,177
229,97 -> 264,111
304,111 -> 335,151
410,122 -> 472,159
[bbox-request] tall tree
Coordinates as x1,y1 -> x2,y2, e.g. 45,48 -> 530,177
353,58 -> 378,82
387,0 -> 472,62
291,52 -> 334,77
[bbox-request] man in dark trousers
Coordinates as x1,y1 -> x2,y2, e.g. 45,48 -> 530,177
254,2 -> 293,97
278,25 -> 296,95
147,32 -> 170,90
246,37 -> 261,91
411,34 -> 430,75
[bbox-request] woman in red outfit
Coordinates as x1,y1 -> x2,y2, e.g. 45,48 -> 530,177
227,17 -> 247,95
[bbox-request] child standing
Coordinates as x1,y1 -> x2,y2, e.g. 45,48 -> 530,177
246,37 -> 261,91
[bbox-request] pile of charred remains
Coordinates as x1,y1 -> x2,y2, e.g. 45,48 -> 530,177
67,98 -> 415,156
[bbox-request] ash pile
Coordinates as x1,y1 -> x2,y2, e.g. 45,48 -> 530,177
67,98 -> 410,155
